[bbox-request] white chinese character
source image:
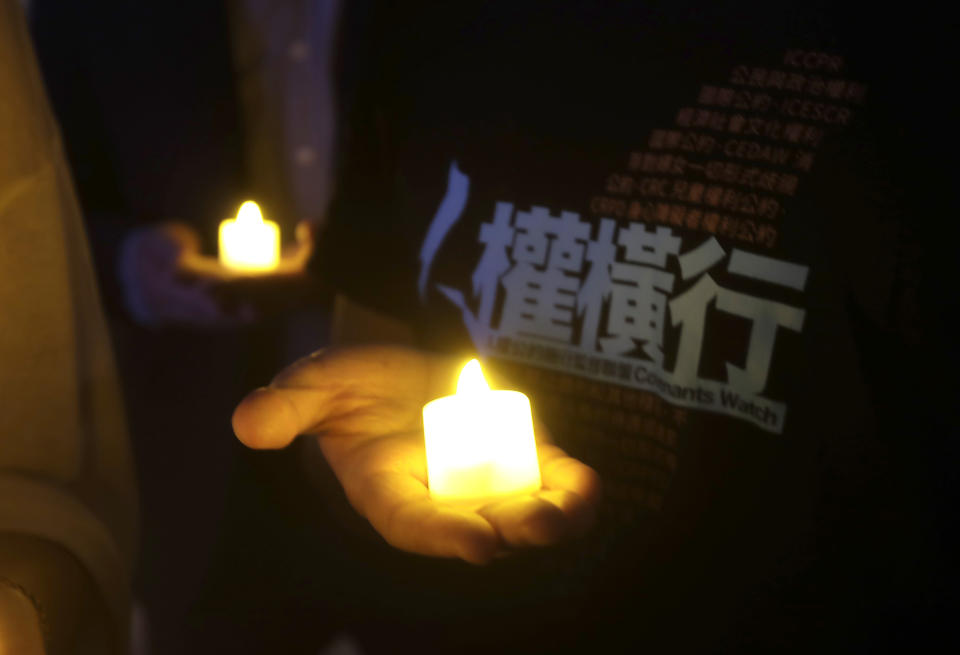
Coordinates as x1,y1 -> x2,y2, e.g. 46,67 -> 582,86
618,222 -> 681,268
499,263 -> 580,341
513,205 -> 590,270
598,224 -> 680,365
669,237 -> 808,394
499,206 -> 590,342
716,287 -> 804,393
577,219 -> 617,351
601,264 -> 675,364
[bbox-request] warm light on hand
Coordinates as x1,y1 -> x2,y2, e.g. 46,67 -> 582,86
423,359 -> 542,504
218,200 -> 280,271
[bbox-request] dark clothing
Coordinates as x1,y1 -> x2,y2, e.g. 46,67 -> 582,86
317,2 -> 953,652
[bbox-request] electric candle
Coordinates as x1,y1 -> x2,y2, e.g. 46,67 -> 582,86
218,200 -> 280,271
423,359 -> 542,504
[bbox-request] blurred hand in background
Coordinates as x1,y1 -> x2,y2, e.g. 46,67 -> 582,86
119,220 -> 316,328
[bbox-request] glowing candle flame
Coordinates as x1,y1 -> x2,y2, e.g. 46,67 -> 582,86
456,359 -> 490,395
236,200 -> 264,226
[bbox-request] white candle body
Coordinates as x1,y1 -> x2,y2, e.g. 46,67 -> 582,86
423,389 -> 541,503
218,202 -> 280,271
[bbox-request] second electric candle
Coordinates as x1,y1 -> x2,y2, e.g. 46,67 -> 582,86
218,200 -> 280,271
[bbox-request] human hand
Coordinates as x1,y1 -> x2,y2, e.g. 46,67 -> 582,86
232,346 -> 601,564
119,220 -> 315,327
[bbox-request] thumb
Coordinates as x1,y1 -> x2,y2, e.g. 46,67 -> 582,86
282,220 -> 315,263
232,346 -> 434,450
232,384 -> 337,449
232,348 -> 354,449
295,219 -> 316,244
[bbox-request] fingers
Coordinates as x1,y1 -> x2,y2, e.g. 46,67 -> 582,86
177,250 -> 236,281
358,485 -> 596,564
538,444 -> 603,505
295,220 -> 316,244
477,495 -> 568,546
283,220 -> 315,266
476,488 -> 597,549
333,437 -> 594,563
535,489 -> 596,537
159,221 -> 203,252
382,499 -> 500,565
351,470 -> 500,565
467,442 -> 603,549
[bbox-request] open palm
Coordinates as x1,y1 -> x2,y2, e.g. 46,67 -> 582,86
232,345 -> 601,564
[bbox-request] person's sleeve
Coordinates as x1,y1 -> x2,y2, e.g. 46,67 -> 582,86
0,1 -> 137,650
